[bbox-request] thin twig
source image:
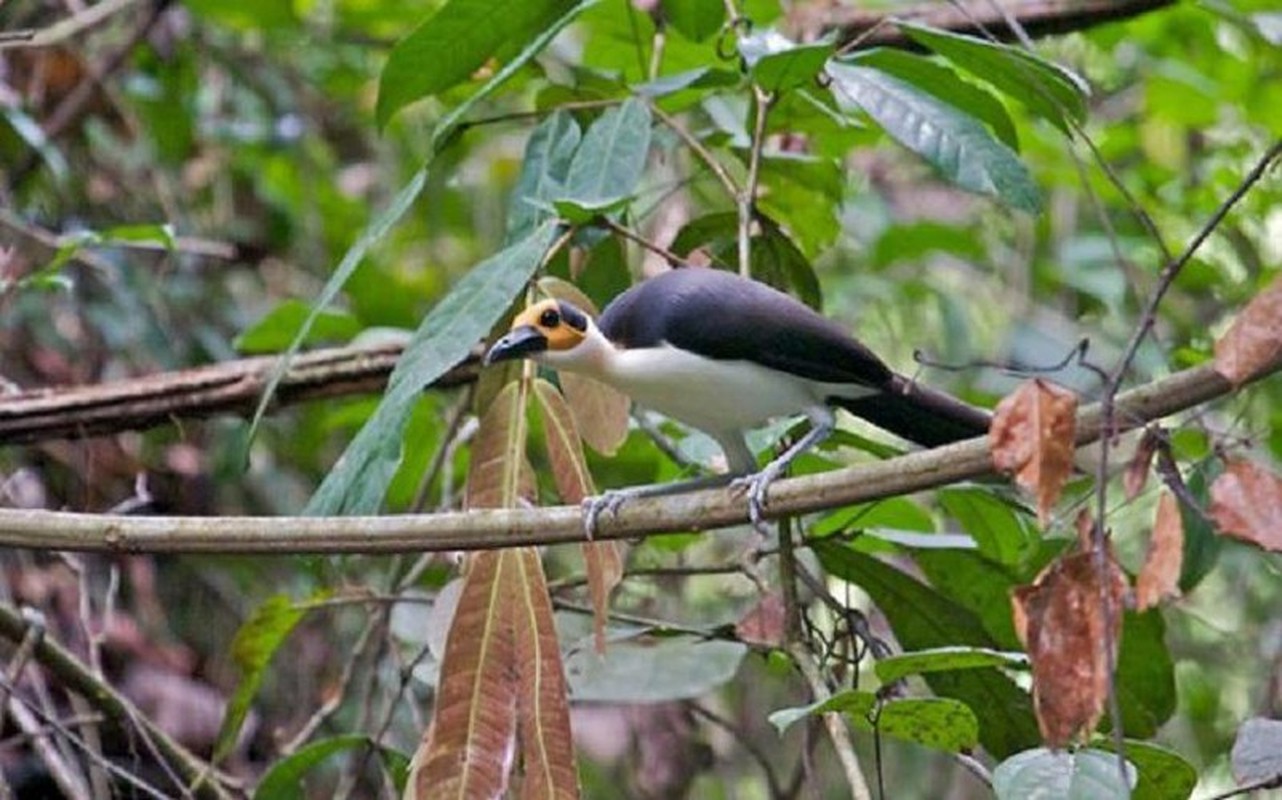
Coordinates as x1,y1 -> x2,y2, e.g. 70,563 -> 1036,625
1089,138 -> 1282,773
738,87 -> 773,277
650,102 -> 740,200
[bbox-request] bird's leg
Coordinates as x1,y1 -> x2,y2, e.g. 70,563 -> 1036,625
732,414 -> 835,534
582,473 -> 736,540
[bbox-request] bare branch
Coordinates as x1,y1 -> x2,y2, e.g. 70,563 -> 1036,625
811,0 -> 1176,50
0,358 -> 1272,555
0,344 -> 479,445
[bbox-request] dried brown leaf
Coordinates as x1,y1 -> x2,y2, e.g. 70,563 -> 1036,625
734,592 -> 786,648
1136,492 -> 1184,610
1011,549 -> 1126,748
534,379 -> 622,654
990,379 -> 1078,526
560,373 -> 630,456
1123,427 -> 1161,501
466,381 -> 536,510
409,550 -> 519,799
1214,273 -> 1282,386
1209,459 -> 1282,552
511,548 -> 579,800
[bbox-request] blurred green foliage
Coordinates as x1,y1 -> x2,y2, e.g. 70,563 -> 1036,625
1,0 -> 1280,796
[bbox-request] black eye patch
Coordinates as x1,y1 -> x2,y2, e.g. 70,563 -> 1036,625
539,308 -> 560,328
557,301 -> 589,332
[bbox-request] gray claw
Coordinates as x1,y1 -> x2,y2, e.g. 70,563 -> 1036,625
581,491 -> 627,540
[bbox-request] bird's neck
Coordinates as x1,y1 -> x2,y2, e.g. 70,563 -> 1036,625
538,324 -> 619,379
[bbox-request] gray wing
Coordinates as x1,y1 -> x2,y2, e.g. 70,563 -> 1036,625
598,268 -> 894,387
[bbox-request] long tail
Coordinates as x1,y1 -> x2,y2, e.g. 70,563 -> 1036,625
834,375 -> 990,448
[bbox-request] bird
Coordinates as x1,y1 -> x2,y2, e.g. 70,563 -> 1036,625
483,266 -> 990,535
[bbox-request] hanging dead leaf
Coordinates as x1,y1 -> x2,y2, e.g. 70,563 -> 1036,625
1011,549 -> 1126,748
990,379 -> 1078,526
510,548 -> 579,800
409,550 -> 519,799
1074,508 -> 1095,550
560,373 -> 631,456
1209,459 -> 1282,552
534,379 -> 623,654
1214,273 -> 1282,386
1136,492 -> 1184,610
466,381 -> 536,510
1123,427 -> 1161,501
734,592 -> 787,648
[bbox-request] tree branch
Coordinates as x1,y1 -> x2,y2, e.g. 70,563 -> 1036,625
812,0 -> 1176,50
0,358 -> 1271,554
0,605 -> 235,800
0,344 -> 478,445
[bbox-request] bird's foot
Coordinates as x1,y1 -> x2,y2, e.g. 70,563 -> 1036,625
581,490 -> 629,540
731,467 -> 784,536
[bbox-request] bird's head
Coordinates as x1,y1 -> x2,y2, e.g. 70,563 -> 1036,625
484,298 -> 594,367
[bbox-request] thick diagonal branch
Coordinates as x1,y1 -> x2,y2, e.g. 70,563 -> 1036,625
0,344 -> 478,445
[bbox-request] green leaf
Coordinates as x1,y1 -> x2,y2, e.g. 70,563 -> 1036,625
813,541 -> 1040,757
557,98 -> 653,208
661,0 -> 724,42
507,111 -> 582,241
1178,460 -> 1223,593
875,647 -> 1029,685
847,48 -> 1019,150
898,22 -> 1089,134
771,691 -> 978,752
24,223 -> 176,290
994,748 -> 1135,800
255,735 -> 377,800
564,636 -> 747,702
862,697 -> 979,753
1097,740 -> 1197,800
738,30 -> 835,93
216,595 -> 310,763
938,487 -> 1039,565
182,0 -> 296,30
827,62 -> 1041,213
667,212 -> 822,307
305,221 -> 558,515
1114,610 -> 1176,739
246,168 -> 430,448
377,0 -> 579,126
235,300 -> 361,354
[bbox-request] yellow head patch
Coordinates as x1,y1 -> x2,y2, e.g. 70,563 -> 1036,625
512,299 -> 589,352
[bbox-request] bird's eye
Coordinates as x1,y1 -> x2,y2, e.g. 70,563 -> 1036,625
539,308 -> 560,328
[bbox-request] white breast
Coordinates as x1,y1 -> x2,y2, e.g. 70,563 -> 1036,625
602,343 -> 865,436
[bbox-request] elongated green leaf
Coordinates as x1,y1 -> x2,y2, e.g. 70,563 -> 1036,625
827,62 -> 1041,213
247,168 -> 428,446
771,691 -> 978,753
558,98 -> 653,208
994,748 -> 1135,800
938,487 -> 1038,565
216,595 -> 310,763
847,48 -> 1019,150
661,0 -> 724,42
1097,740 -> 1196,800
306,221 -> 558,515
377,0 -> 578,126
507,111 -> 582,241
875,646 -> 1029,684
813,541 -> 1040,757
899,22 -> 1089,133
739,30 -> 835,93
254,735 -> 407,800
235,300 -> 360,354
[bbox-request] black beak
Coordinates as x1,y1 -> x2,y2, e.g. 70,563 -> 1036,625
483,325 -> 548,366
